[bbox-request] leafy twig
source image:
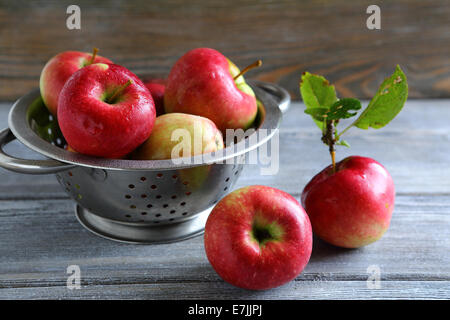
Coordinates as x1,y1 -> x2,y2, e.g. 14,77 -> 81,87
300,66 -> 408,172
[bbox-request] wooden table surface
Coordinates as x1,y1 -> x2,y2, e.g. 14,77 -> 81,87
0,98 -> 449,300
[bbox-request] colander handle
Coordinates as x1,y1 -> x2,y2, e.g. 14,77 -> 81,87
252,80 -> 291,113
0,128 -> 75,174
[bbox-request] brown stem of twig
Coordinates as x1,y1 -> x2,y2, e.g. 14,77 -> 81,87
322,119 -> 337,173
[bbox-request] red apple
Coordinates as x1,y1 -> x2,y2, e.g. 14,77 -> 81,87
132,112 -> 224,160
58,63 -> 155,159
301,156 -> 395,248
143,79 -> 166,116
40,50 -> 112,115
204,185 -> 313,290
164,48 -> 258,132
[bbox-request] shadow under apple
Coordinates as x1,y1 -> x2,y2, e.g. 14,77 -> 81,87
308,234 -> 363,263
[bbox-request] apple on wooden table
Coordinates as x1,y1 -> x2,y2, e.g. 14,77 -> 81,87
40,48 -> 112,115
299,66 -> 408,248
204,185 -> 313,290
302,156 -> 395,248
57,63 -> 156,159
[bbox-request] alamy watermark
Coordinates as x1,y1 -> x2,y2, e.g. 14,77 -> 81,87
67,265 -> 81,289
366,5 -> 381,30
66,5 -> 81,30
169,127 -> 280,176
366,265 -> 381,289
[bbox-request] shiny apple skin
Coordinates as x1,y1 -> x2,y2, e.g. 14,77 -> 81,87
301,156 -> 395,248
40,51 -> 112,116
204,185 -> 313,290
58,63 -> 155,159
164,48 -> 258,132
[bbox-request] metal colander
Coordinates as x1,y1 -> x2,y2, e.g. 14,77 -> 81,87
0,81 -> 290,243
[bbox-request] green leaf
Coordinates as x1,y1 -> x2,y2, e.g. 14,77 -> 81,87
304,107 -> 329,122
328,98 -> 362,120
353,65 -> 408,129
300,72 -> 338,129
336,139 -> 350,147
304,98 -> 361,123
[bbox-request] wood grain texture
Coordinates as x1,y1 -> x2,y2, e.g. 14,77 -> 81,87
1,0 -> 450,101
1,99 -> 449,197
0,99 -> 449,299
0,195 -> 448,284
0,195 -> 448,300
1,281 -> 449,300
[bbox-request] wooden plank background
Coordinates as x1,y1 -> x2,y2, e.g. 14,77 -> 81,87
1,0 -> 450,101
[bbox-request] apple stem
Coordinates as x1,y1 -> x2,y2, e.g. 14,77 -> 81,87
233,60 -> 262,80
87,47 -> 99,66
106,79 -> 133,104
330,150 -> 336,173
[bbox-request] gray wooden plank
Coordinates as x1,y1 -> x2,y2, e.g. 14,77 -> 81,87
0,195 -> 448,298
0,99 -> 449,299
1,100 -> 450,198
1,281 -> 449,300
239,99 -> 450,195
